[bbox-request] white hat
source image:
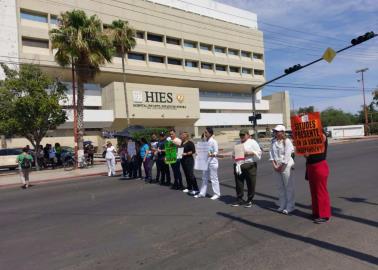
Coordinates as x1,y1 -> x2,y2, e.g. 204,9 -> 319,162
273,125 -> 286,132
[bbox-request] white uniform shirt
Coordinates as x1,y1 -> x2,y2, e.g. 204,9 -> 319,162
269,138 -> 294,165
207,136 -> 218,163
241,138 -> 262,163
105,146 -> 116,159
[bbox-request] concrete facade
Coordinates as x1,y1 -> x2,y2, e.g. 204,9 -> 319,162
0,0 -> 290,147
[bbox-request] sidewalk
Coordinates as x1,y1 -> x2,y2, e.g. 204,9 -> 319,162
0,163 -> 122,189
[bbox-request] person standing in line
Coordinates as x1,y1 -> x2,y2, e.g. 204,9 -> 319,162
119,143 -> 129,178
105,141 -> 116,177
232,129 -> 262,207
140,138 -> 153,183
305,130 -> 331,224
194,127 -> 220,200
157,132 -> 171,186
269,125 -> 295,214
168,129 -> 183,190
150,133 -> 159,183
181,132 -> 199,195
135,141 -> 143,179
16,147 -> 33,189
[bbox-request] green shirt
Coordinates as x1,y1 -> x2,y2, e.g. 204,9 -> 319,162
16,153 -> 33,167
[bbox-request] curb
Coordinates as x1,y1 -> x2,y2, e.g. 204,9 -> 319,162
0,169 -> 123,190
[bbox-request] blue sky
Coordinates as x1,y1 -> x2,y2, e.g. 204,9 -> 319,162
218,0 -> 378,113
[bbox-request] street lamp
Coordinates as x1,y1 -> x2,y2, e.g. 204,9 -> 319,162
356,68 -> 369,136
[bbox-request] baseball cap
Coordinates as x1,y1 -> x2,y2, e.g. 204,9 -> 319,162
273,125 -> 286,132
159,131 -> 166,136
239,129 -> 250,136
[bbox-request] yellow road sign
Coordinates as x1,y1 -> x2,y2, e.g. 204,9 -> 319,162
323,47 -> 336,63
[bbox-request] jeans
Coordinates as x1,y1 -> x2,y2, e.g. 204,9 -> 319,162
143,157 -> 153,181
157,158 -> 171,185
171,160 -> 183,189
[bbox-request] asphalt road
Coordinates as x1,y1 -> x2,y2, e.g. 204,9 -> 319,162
0,140 -> 377,270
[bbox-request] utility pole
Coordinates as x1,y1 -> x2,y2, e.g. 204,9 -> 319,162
356,68 -> 369,135
248,31 -> 376,138
71,60 -> 78,167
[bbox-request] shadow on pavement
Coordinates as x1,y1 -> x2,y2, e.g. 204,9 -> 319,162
339,197 -> 378,206
217,212 -> 378,265
220,181 -> 378,228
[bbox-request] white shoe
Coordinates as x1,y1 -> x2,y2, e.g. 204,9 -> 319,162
210,195 -> 220,200
182,189 -> 189,193
194,194 -> 205,198
282,209 -> 289,215
189,190 -> 197,195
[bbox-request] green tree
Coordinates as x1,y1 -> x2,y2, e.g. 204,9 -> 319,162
50,10 -> 113,154
0,64 -> 67,170
320,107 -> 357,126
107,19 -> 136,126
297,106 -> 314,114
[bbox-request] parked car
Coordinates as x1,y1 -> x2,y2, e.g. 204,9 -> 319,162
0,148 -> 23,170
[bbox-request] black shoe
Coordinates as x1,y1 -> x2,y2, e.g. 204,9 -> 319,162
231,200 -> 244,207
21,185 -> 27,189
314,218 -> 329,224
244,201 -> 253,208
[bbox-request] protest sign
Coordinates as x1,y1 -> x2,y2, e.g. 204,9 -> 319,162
177,147 -> 184,159
194,142 -> 210,171
127,141 -> 136,156
234,144 -> 245,161
291,112 -> 324,155
165,141 -> 177,164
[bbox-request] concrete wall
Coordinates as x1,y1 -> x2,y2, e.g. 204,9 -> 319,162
326,125 -> 364,138
263,91 -> 291,129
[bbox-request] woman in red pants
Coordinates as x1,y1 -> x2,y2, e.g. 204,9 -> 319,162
305,132 -> 331,224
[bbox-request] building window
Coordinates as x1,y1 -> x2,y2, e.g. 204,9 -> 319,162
216,64 -> 227,71
147,33 -> 163,42
166,37 -> 181,45
214,46 -> 226,53
254,69 -> 264,76
253,53 -> 263,60
200,109 -> 217,113
22,37 -> 49,48
136,31 -> 145,39
128,52 -> 145,61
201,62 -> 213,70
149,55 -> 165,63
50,15 -> 58,25
20,10 -> 48,23
185,60 -> 198,68
200,43 -> 212,51
241,51 -> 251,58
242,68 -> 252,74
228,49 -> 239,56
184,40 -> 197,48
229,66 -> 240,73
168,57 -> 182,65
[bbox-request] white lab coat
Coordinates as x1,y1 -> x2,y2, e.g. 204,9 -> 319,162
269,138 -> 295,211
199,136 -> 220,197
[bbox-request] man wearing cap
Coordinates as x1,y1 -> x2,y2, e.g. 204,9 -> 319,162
269,125 -> 295,215
232,129 -> 262,207
157,132 -> 171,186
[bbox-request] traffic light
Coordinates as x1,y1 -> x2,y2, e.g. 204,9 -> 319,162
284,64 -> 302,74
248,113 -> 261,123
351,31 -> 375,45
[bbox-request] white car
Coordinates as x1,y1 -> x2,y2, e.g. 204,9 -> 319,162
0,148 -> 23,170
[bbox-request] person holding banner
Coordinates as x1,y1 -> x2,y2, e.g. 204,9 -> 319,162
232,129 -> 262,207
180,132 -> 199,195
194,127 -> 220,200
157,132 -> 171,186
168,129 -> 184,190
140,138 -> 153,183
305,131 -> 331,224
269,125 -> 295,214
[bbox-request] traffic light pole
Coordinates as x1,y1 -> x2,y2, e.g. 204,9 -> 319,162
249,32 -> 377,138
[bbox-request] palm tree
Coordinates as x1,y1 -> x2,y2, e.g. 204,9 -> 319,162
50,10 -> 113,155
107,19 -> 136,126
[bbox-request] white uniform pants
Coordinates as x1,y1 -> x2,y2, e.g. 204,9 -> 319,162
199,161 -> 220,197
274,161 -> 295,211
106,158 -> 116,176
